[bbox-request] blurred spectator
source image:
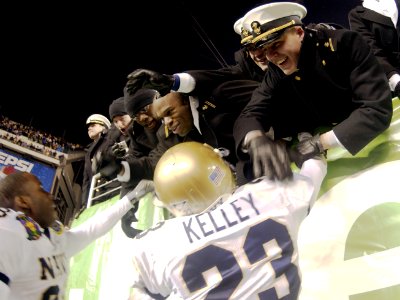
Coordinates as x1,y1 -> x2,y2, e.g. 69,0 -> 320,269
348,0 -> 399,98
109,96 -> 133,139
103,96 -> 134,197
81,114 -> 120,208
101,90 -> 163,238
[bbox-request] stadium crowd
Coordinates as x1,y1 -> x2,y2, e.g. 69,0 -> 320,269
0,115 -> 84,158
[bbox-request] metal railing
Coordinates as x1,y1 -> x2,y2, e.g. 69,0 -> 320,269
86,173 -> 121,208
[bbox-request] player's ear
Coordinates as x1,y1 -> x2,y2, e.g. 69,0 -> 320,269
14,195 -> 31,212
295,26 -> 305,38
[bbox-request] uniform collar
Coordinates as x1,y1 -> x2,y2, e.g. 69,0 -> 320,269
189,96 -> 201,134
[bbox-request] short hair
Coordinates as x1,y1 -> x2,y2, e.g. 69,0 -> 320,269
0,171 -> 29,209
179,93 -> 190,103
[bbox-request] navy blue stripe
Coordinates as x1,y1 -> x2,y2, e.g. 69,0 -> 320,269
171,74 -> 180,91
145,287 -> 166,300
0,272 -> 10,285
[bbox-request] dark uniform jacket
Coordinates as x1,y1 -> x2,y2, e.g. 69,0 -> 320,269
183,48 -> 264,105
234,48 -> 266,82
348,5 -> 399,81
81,126 -> 121,207
118,121 -> 160,238
120,122 -> 159,197
124,124 -> 205,183
234,27 -> 393,159
186,48 -> 265,94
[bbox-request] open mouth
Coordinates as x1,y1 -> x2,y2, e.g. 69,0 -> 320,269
146,120 -> 157,129
170,124 -> 179,134
277,57 -> 288,65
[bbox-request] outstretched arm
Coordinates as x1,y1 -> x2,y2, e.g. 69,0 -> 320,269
0,275 -> 10,299
65,180 -> 154,257
299,156 -> 327,205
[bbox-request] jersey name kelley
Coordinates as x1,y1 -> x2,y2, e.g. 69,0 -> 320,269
182,193 -> 260,243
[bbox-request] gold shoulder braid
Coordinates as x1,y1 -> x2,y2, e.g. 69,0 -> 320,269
202,100 -> 217,111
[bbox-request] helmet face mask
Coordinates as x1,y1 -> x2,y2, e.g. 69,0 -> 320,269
154,142 -> 236,217
160,197 -> 210,217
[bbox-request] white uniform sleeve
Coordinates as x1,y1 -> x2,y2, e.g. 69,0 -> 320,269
117,161 -> 131,182
172,73 -> 196,93
299,158 -> 327,205
64,196 -> 133,257
321,130 -> 344,150
128,254 -> 158,300
0,280 -> 9,299
0,227 -> 23,298
389,73 -> 400,92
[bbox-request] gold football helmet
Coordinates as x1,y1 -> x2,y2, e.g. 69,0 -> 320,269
153,142 -> 236,217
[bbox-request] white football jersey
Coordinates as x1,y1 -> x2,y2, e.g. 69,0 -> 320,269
0,195 -> 133,300
129,159 -> 326,299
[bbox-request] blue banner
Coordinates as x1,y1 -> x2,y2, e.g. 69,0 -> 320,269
0,148 -> 56,192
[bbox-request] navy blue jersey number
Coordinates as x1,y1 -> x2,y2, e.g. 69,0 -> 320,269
181,219 -> 300,299
42,285 -> 59,299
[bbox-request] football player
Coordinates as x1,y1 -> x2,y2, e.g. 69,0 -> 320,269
0,172 -> 153,299
128,140 -> 327,299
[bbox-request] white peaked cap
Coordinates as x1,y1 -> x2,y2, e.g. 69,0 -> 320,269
86,114 -> 111,129
233,16 -> 253,46
242,2 -> 307,46
234,17 -> 244,35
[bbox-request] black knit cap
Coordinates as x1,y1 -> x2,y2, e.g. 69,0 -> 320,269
109,97 -> 127,121
124,88 -> 158,117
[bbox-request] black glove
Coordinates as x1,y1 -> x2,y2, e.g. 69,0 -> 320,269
99,156 -> 122,179
124,179 -> 155,206
290,133 -> 326,168
247,135 -> 293,181
121,207 -> 141,238
394,81 -> 400,98
126,69 -> 174,96
120,180 -> 154,238
111,141 -> 129,159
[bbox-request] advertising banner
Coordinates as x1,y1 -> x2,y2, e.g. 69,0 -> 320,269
298,98 -> 400,299
0,147 -> 56,192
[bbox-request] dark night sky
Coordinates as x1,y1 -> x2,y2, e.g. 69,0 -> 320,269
1,0 -> 360,146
